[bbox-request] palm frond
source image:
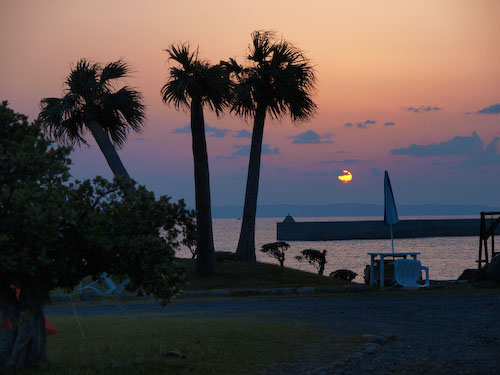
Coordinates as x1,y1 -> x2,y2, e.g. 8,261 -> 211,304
40,58 -> 145,148
100,60 -> 130,84
39,95 -> 87,146
230,31 -> 317,123
162,44 -> 231,117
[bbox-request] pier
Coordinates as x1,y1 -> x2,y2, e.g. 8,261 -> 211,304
276,216 -> 495,241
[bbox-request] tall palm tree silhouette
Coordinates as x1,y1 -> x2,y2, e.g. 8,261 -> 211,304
226,31 -> 317,261
161,44 -> 230,276
39,59 -> 145,179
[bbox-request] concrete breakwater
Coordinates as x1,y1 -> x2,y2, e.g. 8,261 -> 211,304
276,217 -> 493,241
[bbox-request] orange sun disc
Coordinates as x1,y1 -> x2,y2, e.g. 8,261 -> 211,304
337,170 -> 353,184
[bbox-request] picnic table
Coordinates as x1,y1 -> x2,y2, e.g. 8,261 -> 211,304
368,252 -> 420,287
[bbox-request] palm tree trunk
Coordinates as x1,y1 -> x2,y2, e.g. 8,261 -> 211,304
190,98 -> 216,276
236,106 -> 266,262
88,120 -> 131,179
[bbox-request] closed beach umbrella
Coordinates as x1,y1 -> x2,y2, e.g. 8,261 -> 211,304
384,170 -> 399,253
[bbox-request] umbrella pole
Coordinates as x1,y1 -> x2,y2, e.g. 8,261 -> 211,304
390,225 -> 394,254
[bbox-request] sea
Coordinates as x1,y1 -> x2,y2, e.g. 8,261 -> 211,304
175,216 -> 482,282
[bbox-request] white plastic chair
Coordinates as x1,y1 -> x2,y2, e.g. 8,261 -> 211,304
394,259 -> 429,288
78,273 -> 129,296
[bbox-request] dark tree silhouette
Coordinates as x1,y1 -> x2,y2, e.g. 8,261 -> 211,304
260,241 -> 290,267
161,44 -> 231,276
224,31 -> 317,261
296,249 -> 328,275
39,59 -> 145,179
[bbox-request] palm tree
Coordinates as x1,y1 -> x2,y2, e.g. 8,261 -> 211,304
39,59 -> 145,179
161,44 -> 231,276
226,31 -> 317,261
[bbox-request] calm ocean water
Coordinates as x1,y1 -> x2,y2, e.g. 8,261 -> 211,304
176,216 -> 480,282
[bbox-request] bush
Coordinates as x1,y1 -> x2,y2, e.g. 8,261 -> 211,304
260,242 -> 290,267
296,249 -> 327,275
0,102 -> 194,369
330,269 -> 357,282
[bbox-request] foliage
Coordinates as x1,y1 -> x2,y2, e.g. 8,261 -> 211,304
330,269 -> 358,282
181,216 -> 198,259
0,102 -> 193,369
259,242 -> 290,267
296,249 -> 328,275
39,58 -> 146,148
223,30 -> 317,122
161,44 -> 232,113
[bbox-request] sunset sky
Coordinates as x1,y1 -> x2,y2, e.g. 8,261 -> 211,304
1,0 -> 500,209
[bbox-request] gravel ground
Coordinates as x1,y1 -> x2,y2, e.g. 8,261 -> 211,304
45,292 -> 500,374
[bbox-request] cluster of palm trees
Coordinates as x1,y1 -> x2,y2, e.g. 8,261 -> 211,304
39,30 -> 317,277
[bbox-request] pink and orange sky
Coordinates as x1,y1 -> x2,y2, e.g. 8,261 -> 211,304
1,0 -> 500,208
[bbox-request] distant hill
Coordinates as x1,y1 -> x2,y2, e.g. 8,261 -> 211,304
211,203 -> 500,219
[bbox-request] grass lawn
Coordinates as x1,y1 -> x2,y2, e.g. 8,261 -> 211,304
177,258 -> 347,291
15,315 -> 365,375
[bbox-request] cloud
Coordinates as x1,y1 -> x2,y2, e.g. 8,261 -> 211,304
390,132 -> 482,157
172,125 -> 191,134
289,130 -> 334,144
305,171 -> 330,177
474,104 -> 500,115
219,144 -> 280,159
384,121 -> 395,126
345,120 -> 376,129
320,158 -> 370,165
370,168 -> 383,177
390,131 -> 500,169
403,105 -> 442,113
431,161 -> 444,166
233,129 -> 252,138
172,124 -> 231,138
134,137 -> 147,141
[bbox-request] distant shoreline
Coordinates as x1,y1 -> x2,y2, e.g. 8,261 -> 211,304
209,203 -> 500,219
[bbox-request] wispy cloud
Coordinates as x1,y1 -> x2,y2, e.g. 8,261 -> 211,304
345,120 -> 376,129
384,121 -> 395,126
233,129 -> 252,138
403,105 -> 442,113
218,144 -> 280,159
289,130 -> 334,144
320,158 -> 370,165
305,171 -> 330,177
390,131 -> 500,169
172,124 -> 231,138
470,103 -> 500,115
370,168 -> 383,177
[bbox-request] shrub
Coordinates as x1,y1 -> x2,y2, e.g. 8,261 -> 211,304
296,249 -> 327,275
330,269 -> 357,282
260,242 -> 290,267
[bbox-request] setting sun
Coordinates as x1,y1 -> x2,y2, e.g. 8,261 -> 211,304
338,170 -> 353,184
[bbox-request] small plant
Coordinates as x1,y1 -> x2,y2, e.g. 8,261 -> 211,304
296,249 -> 327,275
260,242 -> 290,267
330,269 -> 357,282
